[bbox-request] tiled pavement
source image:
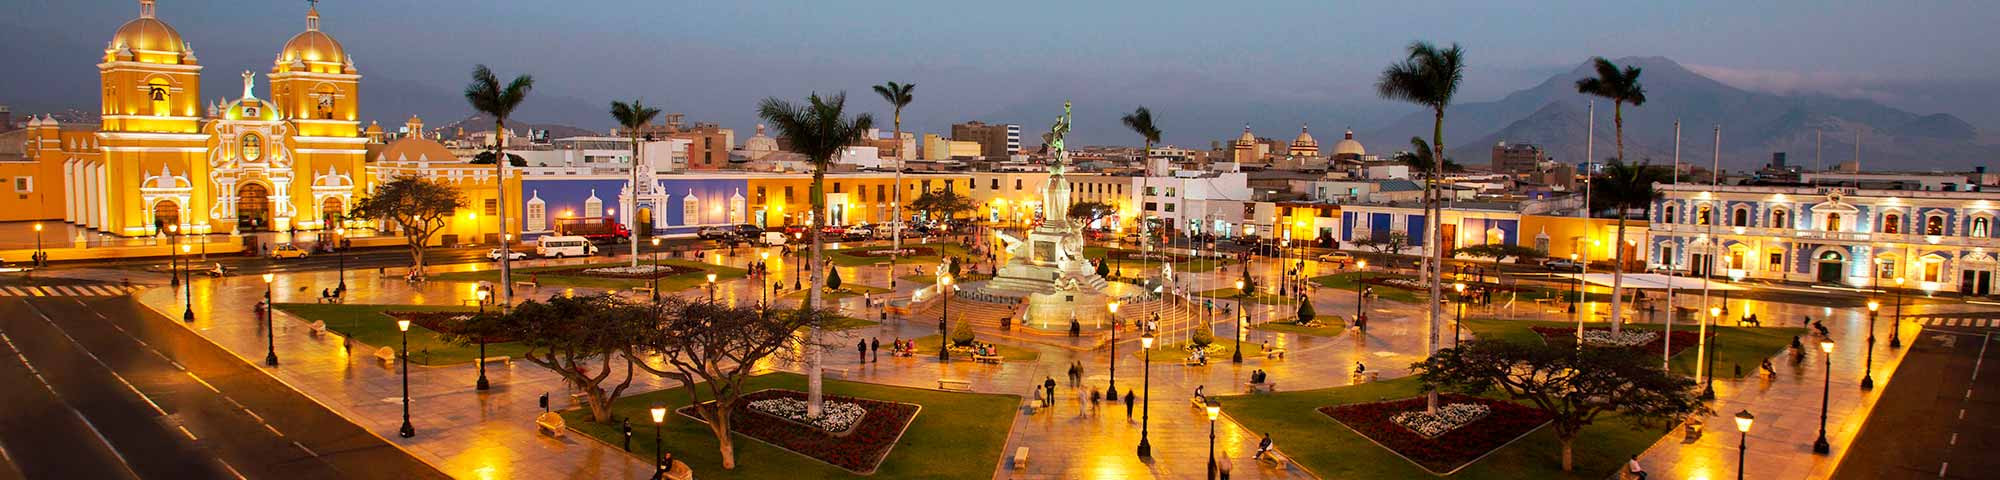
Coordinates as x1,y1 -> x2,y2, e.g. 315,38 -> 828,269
117,241 -> 1975,479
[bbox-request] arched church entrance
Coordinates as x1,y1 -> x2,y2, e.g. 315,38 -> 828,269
1816,250 -> 1845,284
153,199 -> 180,232
237,183 -> 272,232
321,197 -> 344,226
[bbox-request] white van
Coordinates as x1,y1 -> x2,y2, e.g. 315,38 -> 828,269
759,231 -> 788,246
535,236 -> 599,258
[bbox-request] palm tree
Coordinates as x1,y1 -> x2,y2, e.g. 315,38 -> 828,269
872,82 -> 915,287
464,65 -> 534,306
757,92 -> 874,417
1393,137 -> 1463,173
1121,107 -> 1161,265
1575,57 -> 1647,331
1588,161 -> 1664,334
1376,40 -> 1464,413
611,100 -> 662,268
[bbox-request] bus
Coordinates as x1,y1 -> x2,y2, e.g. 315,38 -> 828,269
535,235 -> 599,258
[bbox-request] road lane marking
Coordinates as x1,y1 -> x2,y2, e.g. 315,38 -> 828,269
71,408 -> 143,480
293,441 -> 319,457
218,460 -> 247,480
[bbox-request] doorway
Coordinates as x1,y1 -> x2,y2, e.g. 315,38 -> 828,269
1961,270 -> 1992,296
1816,251 -> 1845,284
237,183 -> 271,232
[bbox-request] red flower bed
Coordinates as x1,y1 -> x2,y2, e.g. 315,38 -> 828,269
538,263 -> 699,279
843,246 -> 938,257
1321,394 -> 1552,474
678,389 -> 917,474
1103,249 -> 1197,263
383,311 -> 515,342
1530,326 -> 1707,358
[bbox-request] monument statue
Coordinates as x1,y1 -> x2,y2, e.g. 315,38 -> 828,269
969,101 -> 1127,328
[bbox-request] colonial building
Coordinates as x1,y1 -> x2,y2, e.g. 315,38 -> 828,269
1649,184 -> 2000,295
48,1 -> 368,236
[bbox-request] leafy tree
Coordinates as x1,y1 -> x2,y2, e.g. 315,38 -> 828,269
1122,107 -> 1162,256
468,150 -> 527,167
758,92 -> 873,417
1589,160 -> 1667,332
911,190 -> 975,222
1067,201 -> 1116,224
1453,244 -> 1547,263
612,99 -> 662,267
872,82 -> 916,274
1239,266 -> 1257,296
450,294 -> 648,423
1295,297 -> 1316,325
825,266 -> 843,291
465,64 -> 534,305
629,298 -> 831,469
1095,257 -> 1110,277
1190,320 -> 1214,348
1378,40 -> 1465,413
350,176 -> 464,278
1412,340 -> 1706,472
1575,57 -> 1647,176
1353,232 -> 1409,256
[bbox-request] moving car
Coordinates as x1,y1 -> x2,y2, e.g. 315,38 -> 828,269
487,248 -> 528,261
1317,251 -> 1355,266
270,244 -> 309,259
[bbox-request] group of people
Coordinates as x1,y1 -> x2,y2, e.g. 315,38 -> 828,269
1249,368 -> 1270,384
887,338 -> 917,357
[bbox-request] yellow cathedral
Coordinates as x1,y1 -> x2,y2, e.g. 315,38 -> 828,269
66,0 -> 368,237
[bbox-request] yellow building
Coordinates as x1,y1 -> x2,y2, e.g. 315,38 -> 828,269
58,1 -> 369,237
367,128 -> 522,246
1519,214 -> 1647,269
922,133 -> 981,160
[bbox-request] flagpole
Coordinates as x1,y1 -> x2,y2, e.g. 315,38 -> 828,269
1577,100 -> 1594,342
1697,124 -> 1719,390
1665,120 -> 1679,370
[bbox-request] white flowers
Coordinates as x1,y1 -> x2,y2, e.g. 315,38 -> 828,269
581,265 -> 674,275
1391,403 -> 1491,438
1380,278 -> 1425,290
749,397 -> 868,433
1580,330 -> 1658,348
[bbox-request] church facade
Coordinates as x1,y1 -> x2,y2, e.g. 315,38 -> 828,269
39,0 -> 368,237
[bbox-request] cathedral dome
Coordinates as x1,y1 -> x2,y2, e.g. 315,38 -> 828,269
1236,125 -> 1256,144
1333,129 -> 1366,157
108,1 -> 187,61
276,7 -> 348,73
1292,124 -> 1317,147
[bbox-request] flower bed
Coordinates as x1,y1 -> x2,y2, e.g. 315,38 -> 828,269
538,263 -> 698,280
1358,276 -> 1425,290
842,246 -> 937,257
1322,394 -> 1552,474
1531,326 -> 1704,358
1391,403 -> 1490,438
680,389 -> 918,474
1102,249 -> 1197,263
747,397 -> 868,435
383,311 -> 515,342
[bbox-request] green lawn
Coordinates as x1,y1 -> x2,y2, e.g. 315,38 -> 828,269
1192,288 -> 1291,305
1250,321 -> 1348,337
1462,318 -> 1804,380
1218,376 -> 1669,479
908,334 -> 1041,361
1130,340 -> 1264,363
1084,246 -> 1227,273
824,244 -> 972,267
561,372 -> 1016,479
1313,272 -> 1611,305
821,315 -> 881,332
782,283 -> 893,300
431,259 -> 746,292
272,303 -> 529,365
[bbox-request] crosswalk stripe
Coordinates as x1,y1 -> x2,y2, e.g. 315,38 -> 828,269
2,287 -> 22,296
57,286 -> 80,296
96,285 -> 122,296
30,287 -> 48,296
79,285 -> 105,296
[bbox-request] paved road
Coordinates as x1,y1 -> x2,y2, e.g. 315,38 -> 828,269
1832,326 -> 2000,480
0,277 -> 448,480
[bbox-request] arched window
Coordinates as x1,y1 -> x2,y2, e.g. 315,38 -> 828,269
1771,209 -> 1788,229
682,193 -> 700,226
1926,215 -> 1945,236
1732,208 -> 1749,227
147,78 -> 171,116
1975,217 -> 1991,237
1664,205 -> 1677,224
1826,213 -> 1842,231
1883,213 -> 1901,234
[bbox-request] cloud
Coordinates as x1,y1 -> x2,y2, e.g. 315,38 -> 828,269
1684,64 -> 1911,103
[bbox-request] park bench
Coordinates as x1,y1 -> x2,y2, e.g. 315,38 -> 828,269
1011,446 -> 1030,469
1183,357 -> 1208,367
1020,399 -> 1041,415
664,461 -> 693,480
476,355 -> 512,366
1245,382 -> 1277,394
306,320 -> 328,337
1257,447 -> 1292,469
1263,348 -> 1288,360
373,346 -> 397,366
535,411 -> 566,437
1682,416 -> 1705,441
936,378 -> 974,391
973,354 -> 1004,364
630,286 -> 656,297
1350,371 -> 1379,385
513,280 -> 539,291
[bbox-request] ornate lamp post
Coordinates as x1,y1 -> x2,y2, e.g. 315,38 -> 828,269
649,403 -> 668,479
1702,305 -> 1720,399
1205,398 -> 1221,480
1137,330 -> 1155,458
1452,282 -> 1466,347
651,238 -> 663,302
335,227 -> 347,292
1862,300 -> 1879,389
475,288 -> 492,391
397,318 -> 415,438
937,275 -> 954,361
1234,300 -> 1247,364
1567,253 -> 1580,313
182,244 -> 194,323
706,273 -> 718,302
1355,260 -> 1368,326
1106,302 -> 1119,398
1813,338 -> 1834,454
169,225 -> 181,287
793,232 -> 804,291
1890,277 -> 1905,348
33,223 -> 43,267
263,273 -> 278,367
1734,410 -> 1755,480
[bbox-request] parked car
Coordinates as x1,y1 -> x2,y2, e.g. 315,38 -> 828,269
759,231 -> 789,246
733,224 -> 765,238
270,244 -> 309,259
487,248 -> 528,261
697,225 -> 739,240
843,226 -> 874,241
1544,259 -> 1583,271
1318,251 -> 1355,265
535,235 -> 600,258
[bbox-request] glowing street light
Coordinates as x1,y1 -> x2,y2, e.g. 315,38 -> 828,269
398,317 -> 415,438
650,403 -> 668,477
1862,300 -> 1880,389
262,273 -> 278,367
1205,398 -> 1222,479
1813,339 -> 1834,454
1734,410 -> 1755,480
1137,330 -> 1155,458
181,243 -> 194,323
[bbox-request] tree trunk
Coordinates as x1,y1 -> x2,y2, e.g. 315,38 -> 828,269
496,119 -> 513,306
707,407 -> 738,469
891,112 -> 902,282
1426,110 -> 1445,413
807,166 -> 827,417
1610,215 -> 1629,333
630,133 -> 642,268
585,386 -> 612,423
1560,437 -> 1574,472
410,236 -> 427,278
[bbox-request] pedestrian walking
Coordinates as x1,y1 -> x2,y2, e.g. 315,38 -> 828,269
856,339 -> 867,362
870,337 -> 880,363
1124,390 -> 1135,418
1044,376 -> 1058,408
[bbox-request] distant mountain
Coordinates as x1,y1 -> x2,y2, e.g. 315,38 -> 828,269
1368,56 -> 1998,171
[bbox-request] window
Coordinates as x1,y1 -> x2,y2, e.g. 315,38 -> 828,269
1769,251 -> 1784,272
1145,186 -> 1156,196
1876,258 -> 1896,279
832,182 -> 842,194
756,186 -> 766,203
875,185 -> 885,202
1164,204 -> 1176,213
1772,209 -> 1788,229
147,78 -> 171,116
683,194 -> 700,225
1661,246 -> 1673,264
1166,188 -> 1177,197
1144,202 -> 1156,212
12,177 -> 31,193
1732,208 -> 1748,227
991,179 -> 1000,189
784,186 -> 793,203
1976,217 -> 1991,237
1014,179 -> 1022,190
1923,258 -> 1944,282
1883,213 -> 1901,234
1697,205 -> 1711,225
1827,213 -> 1842,231
484,198 -> 497,216
1926,215 -> 1945,235
1664,205 -> 1676,224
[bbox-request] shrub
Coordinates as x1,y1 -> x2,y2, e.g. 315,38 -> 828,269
1296,298 -> 1316,325
950,320 -> 976,347
826,267 -> 844,291
1190,321 -> 1215,347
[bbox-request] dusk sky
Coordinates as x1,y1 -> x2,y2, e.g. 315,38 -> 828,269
4,0 -> 1996,146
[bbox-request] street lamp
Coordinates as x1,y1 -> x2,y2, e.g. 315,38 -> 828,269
1233,301 -> 1246,364
1137,330 -> 1155,458
1890,277 -> 1905,348
1355,260 -> 1368,326
181,244 -> 194,323
335,227 -> 347,292
1703,305 -> 1721,399
1813,338 -> 1834,454
1205,398 -> 1221,480
1106,302 -> 1120,399
397,318 -> 415,438
1567,253 -> 1580,313
706,273 -> 718,302
760,251 -> 771,310
169,224 -> 181,288
937,275 -> 954,362
32,222 -> 43,267
794,234 -> 804,291
1734,409 -> 1755,480
1862,300 -> 1879,389
651,238 -> 663,302
649,403 -> 668,479
1236,280 -> 1246,298
475,288 -> 492,391
263,273 -> 278,367
1453,282 -> 1467,347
